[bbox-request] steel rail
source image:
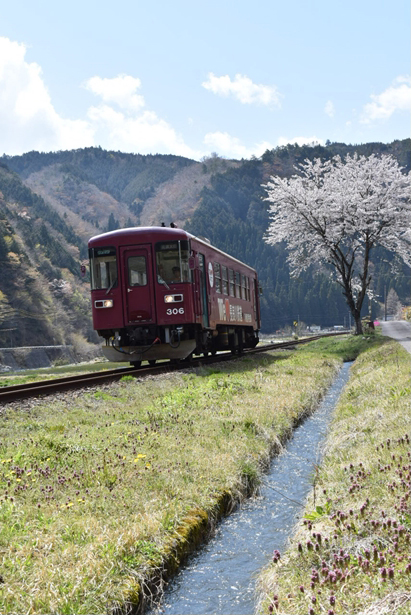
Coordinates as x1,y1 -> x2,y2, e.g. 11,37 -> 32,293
0,366 -> 145,404
0,332 -> 347,404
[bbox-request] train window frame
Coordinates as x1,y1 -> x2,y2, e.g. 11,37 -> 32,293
214,262 -> 222,293
229,268 -> 235,297
128,255 -> 147,287
222,266 -> 228,295
89,246 -> 118,291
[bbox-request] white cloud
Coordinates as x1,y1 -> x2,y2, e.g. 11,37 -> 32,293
87,104 -> 200,159
361,76 -> 411,123
277,136 -> 325,147
203,131 -> 274,159
84,75 -> 145,112
202,73 -> 281,107
85,76 -> 201,158
324,100 -> 335,118
0,37 -> 201,159
0,37 -> 94,155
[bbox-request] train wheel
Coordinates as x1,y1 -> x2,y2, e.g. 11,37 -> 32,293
148,359 -> 156,366
230,344 -> 242,355
131,360 -> 142,368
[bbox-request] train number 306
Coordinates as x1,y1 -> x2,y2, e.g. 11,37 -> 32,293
166,307 -> 185,315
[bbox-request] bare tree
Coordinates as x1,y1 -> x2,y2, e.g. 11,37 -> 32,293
264,154 -> 410,334
386,288 -> 403,319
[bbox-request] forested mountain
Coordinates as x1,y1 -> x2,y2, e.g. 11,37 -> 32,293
3,148 -> 235,235
0,162 -> 93,347
186,139 -> 411,331
0,139 -> 409,345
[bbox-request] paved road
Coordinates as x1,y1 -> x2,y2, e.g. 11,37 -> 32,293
381,320 -> 411,355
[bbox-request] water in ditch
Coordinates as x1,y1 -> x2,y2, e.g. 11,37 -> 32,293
149,361 -> 352,615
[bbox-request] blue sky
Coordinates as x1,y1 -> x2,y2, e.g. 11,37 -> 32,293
1,0 -> 409,160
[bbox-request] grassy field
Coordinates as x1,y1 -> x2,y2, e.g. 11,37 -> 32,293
257,338 -> 411,615
0,335 -> 388,613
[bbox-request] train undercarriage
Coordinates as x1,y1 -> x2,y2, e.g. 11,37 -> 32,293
98,323 -> 259,366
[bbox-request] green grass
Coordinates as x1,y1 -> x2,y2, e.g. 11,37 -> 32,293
257,337 -> 411,615
0,334 -> 392,613
300,330 -> 384,362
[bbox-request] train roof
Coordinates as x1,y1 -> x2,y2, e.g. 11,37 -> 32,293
88,226 -> 257,274
89,226 -> 188,244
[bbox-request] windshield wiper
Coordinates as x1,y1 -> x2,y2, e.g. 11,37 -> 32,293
158,275 -> 170,290
105,277 -> 117,294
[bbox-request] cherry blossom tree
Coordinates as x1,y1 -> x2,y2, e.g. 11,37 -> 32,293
264,154 -> 411,334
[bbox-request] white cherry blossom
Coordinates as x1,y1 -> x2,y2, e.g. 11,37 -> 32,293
264,154 -> 410,334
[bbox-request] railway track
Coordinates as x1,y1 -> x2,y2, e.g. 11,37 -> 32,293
0,333 -> 347,404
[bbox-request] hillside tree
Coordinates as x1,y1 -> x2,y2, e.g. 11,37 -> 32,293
264,154 -> 411,334
107,212 -> 119,232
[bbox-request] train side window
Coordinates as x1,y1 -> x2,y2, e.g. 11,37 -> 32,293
229,269 -> 235,297
222,266 -> 228,295
241,274 -> 247,300
214,263 -> 222,293
235,272 -> 241,298
128,256 -> 147,286
246,277 -> 250,301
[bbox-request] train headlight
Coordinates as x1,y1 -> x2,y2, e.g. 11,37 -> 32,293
164,294 -> 183,303
95,299 -> 114,308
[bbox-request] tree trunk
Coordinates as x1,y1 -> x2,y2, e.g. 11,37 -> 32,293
354,312 -> 363,335
340,271 -> 363,335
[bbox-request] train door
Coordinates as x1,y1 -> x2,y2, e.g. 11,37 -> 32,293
120,246 -> 156,324
198,253 -> 210,328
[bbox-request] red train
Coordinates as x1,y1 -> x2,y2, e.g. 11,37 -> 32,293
88,226 -> 261,365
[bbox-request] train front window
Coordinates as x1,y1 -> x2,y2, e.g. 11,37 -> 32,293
89,247 -> 117,290
155,240 -> 190,283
